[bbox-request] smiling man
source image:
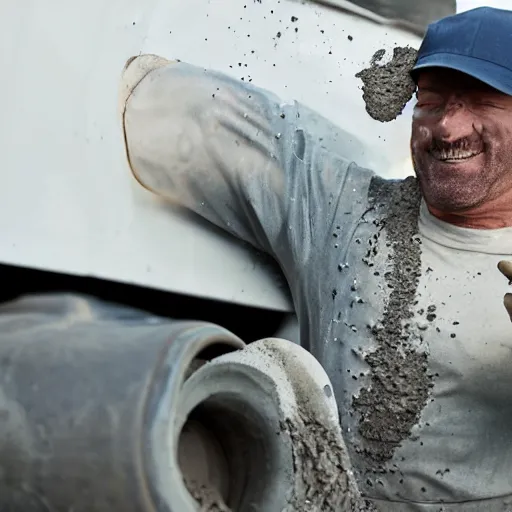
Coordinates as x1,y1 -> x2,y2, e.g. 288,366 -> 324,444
412,28 -> 512,228
121,7 -> 512,511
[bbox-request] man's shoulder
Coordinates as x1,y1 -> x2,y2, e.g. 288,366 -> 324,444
339,167 -> 420,224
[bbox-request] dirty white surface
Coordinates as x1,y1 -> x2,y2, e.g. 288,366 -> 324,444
0,0 -> 419,311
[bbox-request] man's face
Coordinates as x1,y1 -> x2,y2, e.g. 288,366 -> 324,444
411,68 -> 512,213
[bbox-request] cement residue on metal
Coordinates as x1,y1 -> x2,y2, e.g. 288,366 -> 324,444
282,412 -> 376,512
184,478 -> 232,512
256,342 -> 372,510
352,176 -> 432,465
356,47 -> 417,122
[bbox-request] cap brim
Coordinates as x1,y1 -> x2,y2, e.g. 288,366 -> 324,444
412,52 -> 512,96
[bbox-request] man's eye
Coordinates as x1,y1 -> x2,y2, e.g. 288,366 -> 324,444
416,101 -> 438,109
475,101 -> 504,110
416,94 -> 442,107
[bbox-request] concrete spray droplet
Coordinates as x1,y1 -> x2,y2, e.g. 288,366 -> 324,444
355,47 -> 418,123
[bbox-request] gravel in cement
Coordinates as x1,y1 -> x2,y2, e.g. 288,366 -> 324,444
356,47 -> 418,122
352,177 -> 432,465
283,412 -> 377,512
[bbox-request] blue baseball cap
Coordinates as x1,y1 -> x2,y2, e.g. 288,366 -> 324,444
412,7 -> 512,96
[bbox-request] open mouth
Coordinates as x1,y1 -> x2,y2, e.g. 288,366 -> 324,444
429,149 -> 483,163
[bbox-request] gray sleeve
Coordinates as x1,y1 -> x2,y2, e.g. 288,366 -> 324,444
123,59 -> 358,272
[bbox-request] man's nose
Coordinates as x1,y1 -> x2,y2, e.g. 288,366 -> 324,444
436,99 -> 474,142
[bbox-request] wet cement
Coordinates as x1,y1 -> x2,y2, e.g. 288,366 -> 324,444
283,412 -> 377,512
258,341 -> 377,511
356,47 -> 417,122
185,478 -> 232,512
352,177 -> 432,465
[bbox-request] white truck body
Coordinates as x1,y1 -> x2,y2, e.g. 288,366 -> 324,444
1,0 -> 462,312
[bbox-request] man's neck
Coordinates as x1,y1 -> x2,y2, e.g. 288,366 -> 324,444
427,191 -> 512,229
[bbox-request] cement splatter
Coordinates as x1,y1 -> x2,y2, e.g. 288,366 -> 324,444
282,412 -> 377,512
352,176 -> 432,465
259,343 -> 374,510
356,47 -> 417,122
185,478 -> 232,512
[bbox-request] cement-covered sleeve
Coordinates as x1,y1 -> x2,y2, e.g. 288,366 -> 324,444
122,56 -> 356,265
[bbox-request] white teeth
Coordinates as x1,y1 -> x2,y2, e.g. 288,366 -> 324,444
432,149 -> 482,161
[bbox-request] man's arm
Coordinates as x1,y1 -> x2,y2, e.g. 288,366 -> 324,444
121,54 -> 360,264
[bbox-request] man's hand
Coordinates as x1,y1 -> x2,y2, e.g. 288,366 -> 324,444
498,261 -> 512,322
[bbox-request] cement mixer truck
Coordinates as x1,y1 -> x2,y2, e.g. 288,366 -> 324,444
0,1 -> 454,510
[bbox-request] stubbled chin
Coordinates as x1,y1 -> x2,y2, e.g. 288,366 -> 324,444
418,156 -> 488,210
